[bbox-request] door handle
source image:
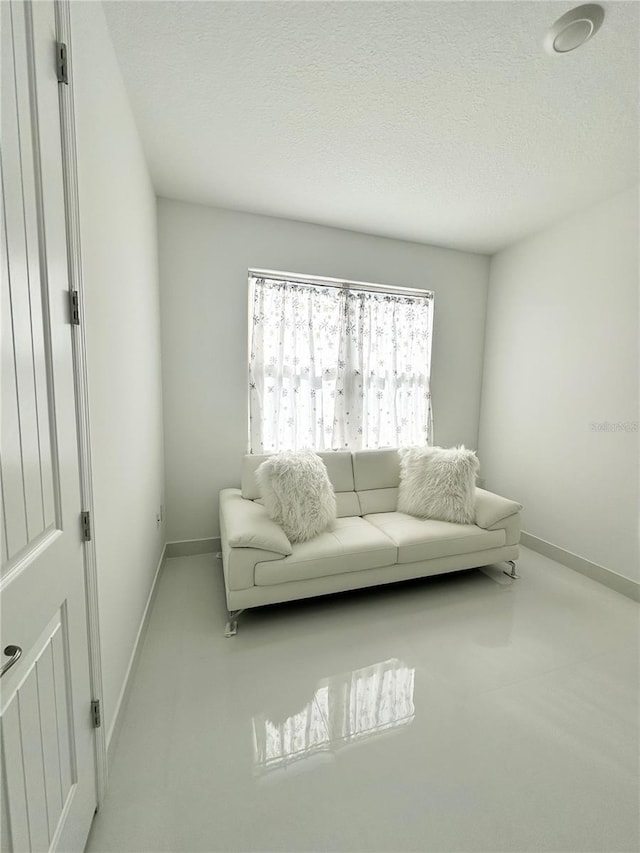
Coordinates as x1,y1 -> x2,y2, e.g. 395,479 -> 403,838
1,645 -> 22,678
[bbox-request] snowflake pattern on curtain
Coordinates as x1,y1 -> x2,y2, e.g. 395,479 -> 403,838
249,275 -> 433,452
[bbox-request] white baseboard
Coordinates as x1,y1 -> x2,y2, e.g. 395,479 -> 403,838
106,543 -> 167,768
165,537 -> 220,557
521,531 -> 640,602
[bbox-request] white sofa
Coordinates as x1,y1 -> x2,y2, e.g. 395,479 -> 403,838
219,449 -> 522,635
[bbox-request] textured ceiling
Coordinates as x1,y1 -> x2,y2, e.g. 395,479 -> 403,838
103,1 -> 639,253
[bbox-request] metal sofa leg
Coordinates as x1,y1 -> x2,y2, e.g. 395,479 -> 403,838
503,560 -> 520,579
224,609 -> 244,637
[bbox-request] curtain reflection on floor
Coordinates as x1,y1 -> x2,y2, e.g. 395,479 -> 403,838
252,658 -> 415,774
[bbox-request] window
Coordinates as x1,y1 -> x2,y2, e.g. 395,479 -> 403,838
248,270 -> 433,453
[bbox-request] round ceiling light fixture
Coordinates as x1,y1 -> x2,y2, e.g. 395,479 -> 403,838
544,4 -> 605,54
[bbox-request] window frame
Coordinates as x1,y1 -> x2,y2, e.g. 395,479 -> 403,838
247,268 -> 434,453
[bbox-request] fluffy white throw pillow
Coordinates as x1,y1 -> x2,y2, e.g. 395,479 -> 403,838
397,445 -> 480,524
255,449 -> 337,543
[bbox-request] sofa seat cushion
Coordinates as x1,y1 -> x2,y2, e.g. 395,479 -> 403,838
254,517 -> 398,586
364,512 -> 506,564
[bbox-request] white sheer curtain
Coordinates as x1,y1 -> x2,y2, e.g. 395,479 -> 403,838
249,275 -> 433,453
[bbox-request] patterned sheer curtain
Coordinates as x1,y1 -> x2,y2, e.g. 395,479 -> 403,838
249,274 -> 433,453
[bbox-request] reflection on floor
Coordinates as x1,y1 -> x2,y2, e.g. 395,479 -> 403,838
87,547 -> 639,853
253,658 -> 415,775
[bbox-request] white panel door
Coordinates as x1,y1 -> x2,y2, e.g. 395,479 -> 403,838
1,1 -> 97,850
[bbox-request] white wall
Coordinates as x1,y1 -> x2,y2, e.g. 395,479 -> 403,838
158,200 -> 490,542
72,2 -> 165,743
478,187 -> 639,582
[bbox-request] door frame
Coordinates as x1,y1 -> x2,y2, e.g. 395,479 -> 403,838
54,0 -> 108,807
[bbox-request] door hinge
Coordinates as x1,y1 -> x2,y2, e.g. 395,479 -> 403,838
91,699 -> 101,728
69,290 -> 80,325
81,510 -> 91,542
56,42 -> 68,84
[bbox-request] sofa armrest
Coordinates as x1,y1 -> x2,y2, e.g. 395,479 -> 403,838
219,488 -> 292,555
475,488 -> 522,529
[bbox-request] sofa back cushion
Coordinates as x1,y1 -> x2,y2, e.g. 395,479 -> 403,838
356,487 -> 399,515
352,449 -> 400,490
352,449 -> 400,514
242,449 -> 408,518
241,451 -> 361,518
333,491 -> 362,517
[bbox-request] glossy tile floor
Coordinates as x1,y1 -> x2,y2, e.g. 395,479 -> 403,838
87,548 -> 639,852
